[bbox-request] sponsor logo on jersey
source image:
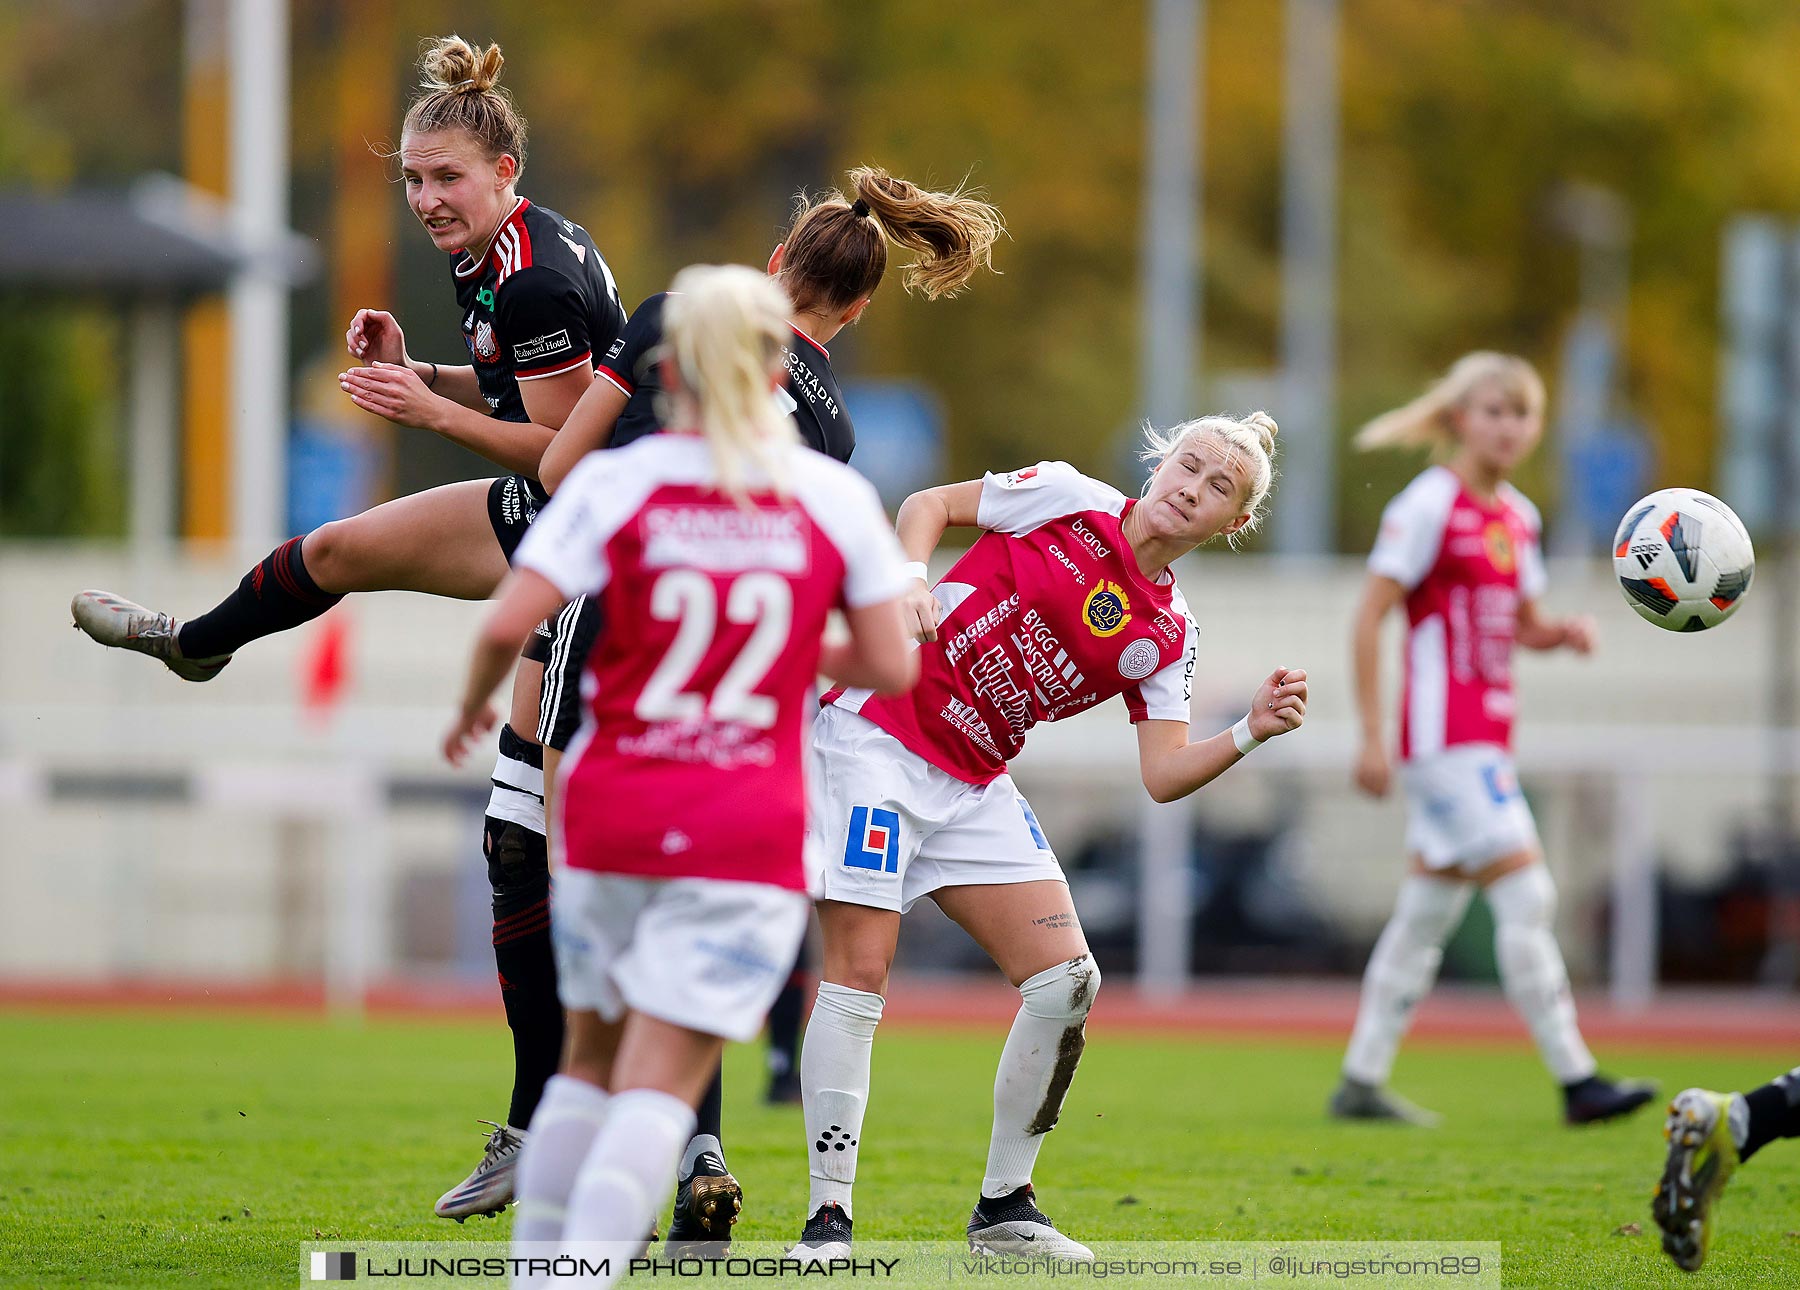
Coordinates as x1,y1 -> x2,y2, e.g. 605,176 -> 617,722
616,719 -> 777,770
477,287 -> 496,310
558,233 -> 587,264
473,319 -> 499,363
1010,608 -> 1085,704
940,697 -> 1004,760
641,505 -> 809,573
843,805 -> 900,873
1045,692 -> 1101,720
1149,609 -> 1182,644
1071,518 -> 1112,559
1483,521 -> 1515,574
969,645 -> 1033,740
1117,638 -> 1160,680
1001,467 -> 1040,486
1046,544 -> 1088,585
1082,581 -> 1131,637
782,348 -> 839,420
943,592 -> 1022,665
513,329 -> 572,364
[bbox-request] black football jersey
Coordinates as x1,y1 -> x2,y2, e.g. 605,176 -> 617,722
594,292 -> 856,464
450,197 -> 628,430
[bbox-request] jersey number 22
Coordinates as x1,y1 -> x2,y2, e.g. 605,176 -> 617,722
637,569 -> 791,730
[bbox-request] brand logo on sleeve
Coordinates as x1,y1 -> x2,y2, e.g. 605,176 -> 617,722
843,806 -> 900,873
1001,467 -> 1040,486
513,329 -> 572,364
1082,581 -> 1131,637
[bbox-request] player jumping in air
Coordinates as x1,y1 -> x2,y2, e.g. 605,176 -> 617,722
1653,1066 -> 1800,1271
790,413 -> 1306,1261
1329,352 -> 1654,1127
441,264 -> 915,1286
532,167 -> 1003,1248
71,36 -> 628,1219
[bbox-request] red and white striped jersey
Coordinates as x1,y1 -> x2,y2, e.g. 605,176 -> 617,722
1368,465 -> 1547,761
831,461 -> 1200,785
515,434 -> 908,889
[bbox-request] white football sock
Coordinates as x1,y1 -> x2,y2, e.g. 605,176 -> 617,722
563,1088 -> 695,1274
1342,875 -> 1473,1085
983,955 -> 1101,1199
801,981 -> 884,1220
512,1075 -> 609,1247
1487,865 -> 1596,1085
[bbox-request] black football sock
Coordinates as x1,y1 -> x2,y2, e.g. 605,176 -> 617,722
177,537 -> 343,658
1741,1065 -> 1800,1161
485,814 -> 564,1130
695,1061 -> 725,1150
767,965 -> 808,1079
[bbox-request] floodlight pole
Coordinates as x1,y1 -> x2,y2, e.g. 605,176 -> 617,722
228,0 -> 289,555
1275,0 -> 1340,555
1136,0 -> 1203,997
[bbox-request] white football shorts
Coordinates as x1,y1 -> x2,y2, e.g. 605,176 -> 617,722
1401,743 -> 1541,872
811,704 -> 1064,914
551,869 -> 809,1043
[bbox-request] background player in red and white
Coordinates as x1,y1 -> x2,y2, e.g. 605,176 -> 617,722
71,36 -> 629,1220
527,168 -> 1004,1248
1329,352 -> 1654,1127
791,412 -> 1307,1261
441,265 -> 914,1281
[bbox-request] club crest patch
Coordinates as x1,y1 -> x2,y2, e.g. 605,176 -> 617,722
1083,581 -> 1131,637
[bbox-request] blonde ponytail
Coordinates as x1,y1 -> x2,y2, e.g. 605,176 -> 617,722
1356,351 -> 1544,452
1139,410 -> 1281,546
663,265 -> 798,505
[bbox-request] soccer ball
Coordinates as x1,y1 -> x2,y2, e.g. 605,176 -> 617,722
1612,488 -> 1754,632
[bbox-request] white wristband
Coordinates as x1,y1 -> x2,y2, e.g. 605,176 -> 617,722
1230,715 -> 1263,756
901,561 -> 929,584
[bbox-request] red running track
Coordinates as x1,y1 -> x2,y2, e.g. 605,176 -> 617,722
1,975 -> 1795,1051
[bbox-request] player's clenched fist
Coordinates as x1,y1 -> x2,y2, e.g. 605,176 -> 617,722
901,580 -> 943,643
1249,666 -> 1307,742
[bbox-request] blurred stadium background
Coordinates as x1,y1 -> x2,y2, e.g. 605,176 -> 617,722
6,0 -> 1800,1028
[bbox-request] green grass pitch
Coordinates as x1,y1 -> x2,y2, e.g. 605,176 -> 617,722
1,1009 -> 1794,1286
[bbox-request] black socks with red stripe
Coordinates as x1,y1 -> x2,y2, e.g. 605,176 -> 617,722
485,814 -> 564,1130
177,536 -> 344,659
1742,1065 -> 1800,1161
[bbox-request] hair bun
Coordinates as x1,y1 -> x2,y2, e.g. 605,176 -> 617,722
1246,410 -> 1279,455
419,35 -> 504,95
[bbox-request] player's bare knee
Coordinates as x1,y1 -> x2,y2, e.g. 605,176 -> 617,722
301,519 -> 361,590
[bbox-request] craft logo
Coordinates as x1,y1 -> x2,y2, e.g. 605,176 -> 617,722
843,806 -> 900,873
309,1252 -> 355,1281
1483,521 -> 1515,575
1082,581 -> 1131,637
1117,638 -> 1160,680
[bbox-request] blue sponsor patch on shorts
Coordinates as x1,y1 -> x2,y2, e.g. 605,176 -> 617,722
843,805 -> 900,873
